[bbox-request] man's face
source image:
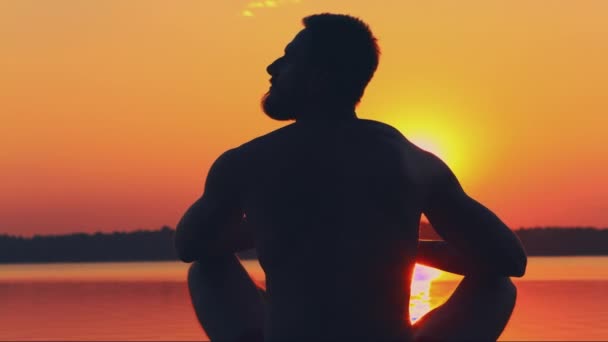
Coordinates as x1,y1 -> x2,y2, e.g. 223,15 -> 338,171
262,30 -> 316,120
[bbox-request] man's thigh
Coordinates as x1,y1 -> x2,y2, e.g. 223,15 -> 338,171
412,276 -> 516,342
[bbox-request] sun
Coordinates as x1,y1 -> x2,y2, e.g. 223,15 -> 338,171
404,121 -> 468,179
383,108 -> 473,183
407,131 -> 449,163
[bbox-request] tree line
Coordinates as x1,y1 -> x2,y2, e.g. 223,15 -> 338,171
0,224 -> 606,263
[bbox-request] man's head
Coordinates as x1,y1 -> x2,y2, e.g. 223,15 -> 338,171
262,13 -> 380,121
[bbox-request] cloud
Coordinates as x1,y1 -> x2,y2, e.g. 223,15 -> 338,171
241,0 -> 303,17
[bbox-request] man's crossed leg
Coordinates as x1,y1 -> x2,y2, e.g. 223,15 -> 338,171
187,255 -> 516,342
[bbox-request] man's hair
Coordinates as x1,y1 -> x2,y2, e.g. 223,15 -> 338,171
302,13 -> 380,107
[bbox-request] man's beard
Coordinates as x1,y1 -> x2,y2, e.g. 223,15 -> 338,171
261,90 -> 298,121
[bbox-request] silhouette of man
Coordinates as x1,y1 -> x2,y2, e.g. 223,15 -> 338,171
175,13 -> 527,342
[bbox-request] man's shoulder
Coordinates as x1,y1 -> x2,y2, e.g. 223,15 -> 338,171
358,119 -> 408,139
356,118 -> 442,179
357,119 -> 425,153
229,122 -> 298,155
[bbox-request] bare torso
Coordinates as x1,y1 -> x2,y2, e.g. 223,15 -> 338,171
235,117 -> 429,341
177,112 -> 527,342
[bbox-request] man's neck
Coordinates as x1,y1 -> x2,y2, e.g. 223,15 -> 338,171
295,107 -> 358,123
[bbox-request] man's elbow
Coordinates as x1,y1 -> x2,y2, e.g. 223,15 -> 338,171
176,246 -> 196,263
510,251 -> 528,278
174,227 -> 218,262
175,240 -> 195,263
174,228 -> 197,263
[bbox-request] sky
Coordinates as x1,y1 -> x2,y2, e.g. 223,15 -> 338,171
1,0 -> 607,236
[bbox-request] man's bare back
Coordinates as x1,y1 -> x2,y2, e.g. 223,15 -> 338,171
234,117 -> 423,340
175,14 -> 526,342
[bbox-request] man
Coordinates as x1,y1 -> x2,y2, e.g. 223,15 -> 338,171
175,13 -> 527,342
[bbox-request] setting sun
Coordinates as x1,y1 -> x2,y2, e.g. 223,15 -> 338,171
383,106 -> 474,183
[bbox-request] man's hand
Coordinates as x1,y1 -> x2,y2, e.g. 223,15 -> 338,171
417,240 -> 477,276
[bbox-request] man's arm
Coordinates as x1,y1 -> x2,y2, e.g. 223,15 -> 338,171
420,152 -> 527,277
175,149 -> 254,262
416,240 -> 476,276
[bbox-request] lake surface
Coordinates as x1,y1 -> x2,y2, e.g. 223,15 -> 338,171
0,257 -> 606,341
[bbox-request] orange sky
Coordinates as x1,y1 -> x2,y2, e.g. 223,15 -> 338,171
1,1 -> 607,236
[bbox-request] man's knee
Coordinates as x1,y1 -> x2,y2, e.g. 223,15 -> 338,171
477,276 -> 517,312
499,277 -> 517,310
500,277 -> 517,297
187,255 -> 245,292
462,275 -> 517,307
186,258 -> 234,305
414,276 -> 517,341
187,258 -> 222,289
187,261 -> 200,283
487,276 -> 517,300
187,258 -> 223,285
187,261 -> 203,296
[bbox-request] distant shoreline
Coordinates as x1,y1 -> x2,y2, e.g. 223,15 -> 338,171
1,225 -> 607,264
0,254 -> 606,267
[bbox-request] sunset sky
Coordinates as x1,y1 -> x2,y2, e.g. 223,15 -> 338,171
1,0 -> 607,236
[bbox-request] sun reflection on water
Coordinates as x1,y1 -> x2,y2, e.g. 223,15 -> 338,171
410,264 -> 443,323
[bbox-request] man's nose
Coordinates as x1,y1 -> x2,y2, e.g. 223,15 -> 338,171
266,57 -> 282,75
266,60 -> 276,75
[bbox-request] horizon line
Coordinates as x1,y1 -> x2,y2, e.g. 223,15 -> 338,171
2,224 -> 608,239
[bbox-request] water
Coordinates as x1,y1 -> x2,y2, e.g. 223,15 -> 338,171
0,257 -> 606,341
